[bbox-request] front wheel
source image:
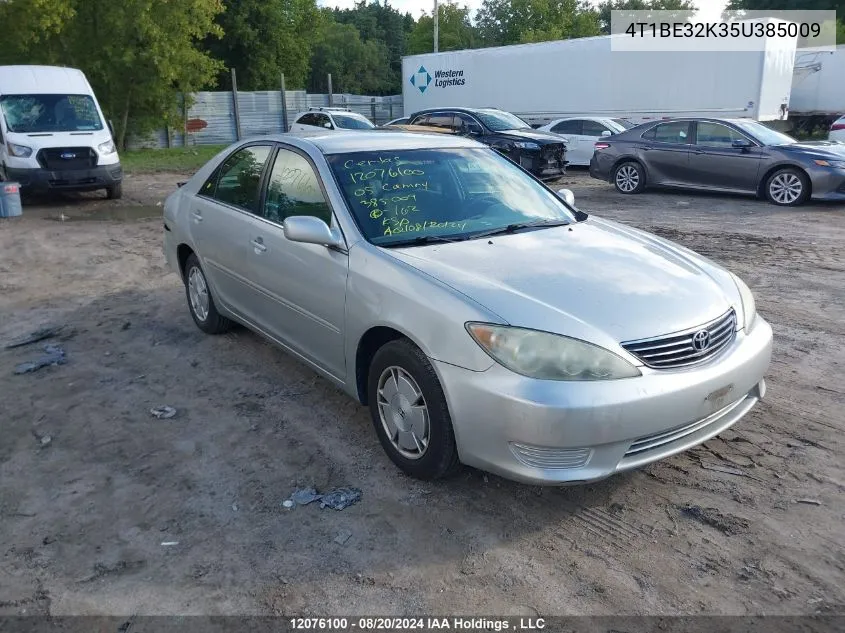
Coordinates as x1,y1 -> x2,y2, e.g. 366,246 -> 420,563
764,168 -> 809,206
613,161 -> 646,194
367,339 -> 460,480
106,183 -> 123,200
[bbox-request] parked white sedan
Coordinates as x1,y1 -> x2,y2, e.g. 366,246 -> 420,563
830,114 -> 845,143
537,117 -> 631,166
290,108 -> 375,133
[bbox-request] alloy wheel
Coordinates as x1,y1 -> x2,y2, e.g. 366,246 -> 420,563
769,173 -> 803,205
616,165 -> 640,192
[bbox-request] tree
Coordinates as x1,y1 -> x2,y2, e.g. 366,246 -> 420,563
307,21 -> 391,94
206,0 -> 322,91
596,0 -> 697,34
0,0 -> 224,149
475,0 -> 601,47
407,3 -> 478,54
333,2 -> 413,93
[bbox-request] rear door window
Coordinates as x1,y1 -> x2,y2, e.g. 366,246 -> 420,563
426,112 -> 456,130
552,119 -> 582,134
206,145 -> 273,212
644,122 -> 692,144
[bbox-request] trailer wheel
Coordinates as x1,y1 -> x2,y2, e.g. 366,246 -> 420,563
613,161 -> 645,194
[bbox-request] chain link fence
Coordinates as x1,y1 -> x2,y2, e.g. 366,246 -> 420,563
128,89 -> 403,150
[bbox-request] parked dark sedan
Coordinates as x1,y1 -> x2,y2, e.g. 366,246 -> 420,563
589,117 -> 845,206
403,107 -> 567,180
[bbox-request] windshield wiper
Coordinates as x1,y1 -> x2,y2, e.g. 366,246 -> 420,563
469,218 -> 570,240
380,234 -> 466,248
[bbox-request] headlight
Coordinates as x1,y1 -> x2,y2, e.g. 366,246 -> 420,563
7,142 -> 32,158
730,273 -> 757,332
813,159 -> 845,168
98,140 -> 116,155
514,141 -> 540,150
466,323 -> 641,381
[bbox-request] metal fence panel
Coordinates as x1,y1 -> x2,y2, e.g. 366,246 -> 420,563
128,91 -> 403,149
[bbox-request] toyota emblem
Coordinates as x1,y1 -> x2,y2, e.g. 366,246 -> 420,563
692,330 -> 710,351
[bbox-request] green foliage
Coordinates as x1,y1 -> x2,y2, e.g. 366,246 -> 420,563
307,20 -> 391,94
476,0 -> 601,46
332,1 -> 414,93
0,0 -> 224,149
121,144 -> 228,174
407,3 -> 478,55
206,0 -> 322,91
596,0 -> 697,34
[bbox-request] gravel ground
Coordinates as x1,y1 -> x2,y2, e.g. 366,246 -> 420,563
1,169 -> 843,616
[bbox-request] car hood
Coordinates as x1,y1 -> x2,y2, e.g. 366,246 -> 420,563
496,128 -> 565,145
385,218 -> 741,348
776,141 -> 845,158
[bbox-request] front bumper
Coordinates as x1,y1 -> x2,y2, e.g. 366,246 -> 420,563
518,148 -> 567,180
435,316 -> 773,485
808,166 -> 845,201
6,163 -> 123,193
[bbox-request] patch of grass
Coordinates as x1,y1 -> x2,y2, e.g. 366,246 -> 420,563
121,145 -> 228,174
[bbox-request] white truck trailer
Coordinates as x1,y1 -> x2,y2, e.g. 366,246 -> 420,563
403,30 -> 797,125
788,44 -> 845,134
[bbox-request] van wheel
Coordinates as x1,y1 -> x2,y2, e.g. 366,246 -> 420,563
765,168 -> 809,206
106,183 -> 123,200
0,164 -> 7,182
614,161 -> 645,194
367,339 -> 460,480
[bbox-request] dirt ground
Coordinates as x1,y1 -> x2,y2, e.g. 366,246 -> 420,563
1,168 -> 844,617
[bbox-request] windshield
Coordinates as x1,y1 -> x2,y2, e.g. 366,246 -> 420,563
734,120 -> 795,146
328,148 -> 575,246
475,110 -> 531,132
0,94 -> 103,133
333,114 -> 375,130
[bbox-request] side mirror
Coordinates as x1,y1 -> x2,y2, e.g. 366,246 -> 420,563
601,130 -> 612,137
732,138 -> 752,149
283,216 -> 344,248
323,122 -> 333,129
557,188 -> 575,207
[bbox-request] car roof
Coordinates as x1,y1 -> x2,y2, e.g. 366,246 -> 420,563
275,130 -> 484,154
410,106 -> 503,115
0,65 -> 90,95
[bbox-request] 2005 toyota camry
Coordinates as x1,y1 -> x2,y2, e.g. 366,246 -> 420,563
163,131 -> 772,485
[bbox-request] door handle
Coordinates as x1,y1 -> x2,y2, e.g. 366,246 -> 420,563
693,149 -> 705,154
191,210 -> 203,223
642,146 -> 652,151
251,237 -> 267,253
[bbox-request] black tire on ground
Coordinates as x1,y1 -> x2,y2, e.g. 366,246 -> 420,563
367,339 -> 460,480
183,253 -> 232,335
106,183 -> 123,200
613,161 -> 646,194
764,167 -> 810,207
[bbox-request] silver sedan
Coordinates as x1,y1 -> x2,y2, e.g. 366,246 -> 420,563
163,131 -> 772,485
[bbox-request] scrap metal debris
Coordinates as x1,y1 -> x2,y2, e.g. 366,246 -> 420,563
150,406 -> 177,420
14,344 -> 66,374
283,486 -> 362,511
5,326 -> 65,349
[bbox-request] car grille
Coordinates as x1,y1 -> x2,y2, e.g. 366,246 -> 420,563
623,395 -> 747,457
37,147 -> 97,171
621,309 -> 737,369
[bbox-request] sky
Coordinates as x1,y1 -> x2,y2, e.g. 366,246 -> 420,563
316,0 -> 730,21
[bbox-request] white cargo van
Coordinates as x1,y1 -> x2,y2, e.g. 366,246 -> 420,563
0,65 -> 122,198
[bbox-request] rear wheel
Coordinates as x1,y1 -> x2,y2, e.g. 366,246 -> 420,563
613,161 -> 645,194
764,168 -> 809,206
184,254 -> 232,334
367,339 -> 460,480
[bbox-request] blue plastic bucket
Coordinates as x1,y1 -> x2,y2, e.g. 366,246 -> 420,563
0,182 -> 23,218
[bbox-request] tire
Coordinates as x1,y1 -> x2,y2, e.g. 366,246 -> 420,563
367,339 -> 460,480
764,168 -> 810,207
613,161 -> 646,194
183,253 -> 232,334
106,183 -> 123,200
0,164 -> 7,182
